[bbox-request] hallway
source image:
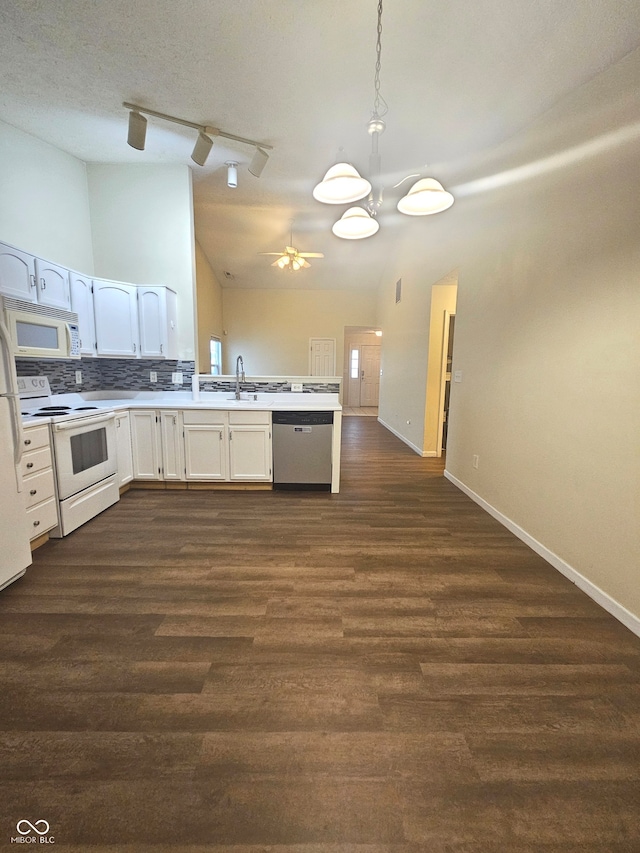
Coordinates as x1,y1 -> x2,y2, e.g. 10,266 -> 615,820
1,418 -> 639,849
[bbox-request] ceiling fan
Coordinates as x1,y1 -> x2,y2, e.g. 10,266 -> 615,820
259,228 -> 324,271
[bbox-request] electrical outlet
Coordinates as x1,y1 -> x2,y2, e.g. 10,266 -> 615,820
473,454 -> 480,469
171,372 -> 183,385
291,383 -> 303,392
75,370 -> 82,384
150,371 -> 158,383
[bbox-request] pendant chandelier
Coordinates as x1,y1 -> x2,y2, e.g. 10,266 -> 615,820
313,0 -> 454,239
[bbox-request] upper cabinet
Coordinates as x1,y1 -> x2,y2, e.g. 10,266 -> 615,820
138,286 -> 178,360
69,272 -> 96,356
0,243 -> 37,302
93,279 -> 139,357
1,241 -> 179,360
34,258 -> 70,310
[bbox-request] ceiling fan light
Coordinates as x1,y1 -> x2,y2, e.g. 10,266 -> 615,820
313,163 -> 372,204
127,110 -> 147,150
277,256 -> 289,269
397,178 -> 454,215
332,207 -> 380,240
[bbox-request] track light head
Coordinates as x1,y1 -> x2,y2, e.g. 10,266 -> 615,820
248,147 -> 269,178
226,161 -> 238,188
127,110 -> 147,150
191,132 -> 214,166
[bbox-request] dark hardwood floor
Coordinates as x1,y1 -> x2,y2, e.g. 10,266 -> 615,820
1,417 -> 640,851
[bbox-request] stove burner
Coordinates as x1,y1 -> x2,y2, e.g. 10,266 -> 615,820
31,411 -> 63,417
74,406 -> 98,411
39,405 -> 71,411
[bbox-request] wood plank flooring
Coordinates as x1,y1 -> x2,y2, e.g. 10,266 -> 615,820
1,417 -> 639,850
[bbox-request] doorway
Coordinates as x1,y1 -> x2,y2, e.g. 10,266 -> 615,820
344,327 -> 382,413
424,276 -> 458,456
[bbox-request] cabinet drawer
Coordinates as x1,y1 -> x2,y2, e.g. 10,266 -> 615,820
22,424 -> 50,451
21,446 -> 52,477
26,496 -> 58,539
229,410 -> 271,425
183,409 -> 228,425
24,467 -> 56,509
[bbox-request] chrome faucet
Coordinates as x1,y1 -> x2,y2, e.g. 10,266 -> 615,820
235,355 -> 245,399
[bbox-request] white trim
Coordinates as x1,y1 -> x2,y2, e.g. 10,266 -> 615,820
444,469 -> 640,638
377,417 -> 436,457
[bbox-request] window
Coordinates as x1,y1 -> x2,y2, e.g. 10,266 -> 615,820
350,348 -> 359,379
209,337 -> 222,375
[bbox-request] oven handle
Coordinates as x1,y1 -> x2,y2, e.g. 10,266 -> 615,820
53,411 -> 116,432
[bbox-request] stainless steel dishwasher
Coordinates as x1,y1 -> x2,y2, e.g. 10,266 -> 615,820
272,411 -> 333,490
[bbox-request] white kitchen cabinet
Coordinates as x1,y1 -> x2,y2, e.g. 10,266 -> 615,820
21,423 -> 59,540
159,410 -> 184,480
228,411 -> 272,481
138,286 -> 178,359
130,409 -> 184,481
130,410 -> 161,480
69,272 -> 96,356
34,258 -> 70,310
114,411 -> 133,487
0,242 -> 37,302
93,279 -> 140,357
183,410 -> 228,480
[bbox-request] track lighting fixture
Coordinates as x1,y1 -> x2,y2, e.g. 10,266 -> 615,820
312,0 -> 453,238
226,162 -> 238,188
127,110 -> 147,151
123,102 -> 273,176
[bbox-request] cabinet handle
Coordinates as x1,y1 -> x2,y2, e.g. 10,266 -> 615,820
24,439 -> 31,446
160,343 -> 163,354
30,489 -> 37,496
30,274 -> 36,289
133,343 -> 137,352
26,462 -> 34,469
33,520 -> 40,527
40,277 -> 46,290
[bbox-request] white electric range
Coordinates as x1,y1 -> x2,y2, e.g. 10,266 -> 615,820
19,376 -> 120,537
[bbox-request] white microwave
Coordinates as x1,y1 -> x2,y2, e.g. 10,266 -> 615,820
1,296 -> 81,359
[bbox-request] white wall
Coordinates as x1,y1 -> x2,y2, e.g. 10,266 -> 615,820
87,164 -> 196,360
221,288 -> 378,376
0,120 -> 94,272
195,241 -> 224,372
377,47 -> 640,622
424,281 -> 458,455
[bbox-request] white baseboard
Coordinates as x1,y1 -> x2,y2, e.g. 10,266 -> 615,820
444,469 -> 640,639
377,418 -> 436,457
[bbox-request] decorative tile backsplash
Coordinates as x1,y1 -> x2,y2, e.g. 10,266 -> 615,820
15,357 -> 196,394
199,379 -> 340,394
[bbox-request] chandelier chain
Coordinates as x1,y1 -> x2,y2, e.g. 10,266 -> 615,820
372,0 -> 388,119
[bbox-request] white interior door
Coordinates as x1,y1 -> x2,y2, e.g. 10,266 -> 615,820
360,345 -> 381,406
309,338 -> 336,376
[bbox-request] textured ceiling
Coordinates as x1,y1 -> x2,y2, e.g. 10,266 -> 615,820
2,0 -> 640,290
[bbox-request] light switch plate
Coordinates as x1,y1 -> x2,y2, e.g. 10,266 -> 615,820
172,372 -> 183,384
454,370 -> 463,383
75,370 -> 82,384
150,371 -> 158,383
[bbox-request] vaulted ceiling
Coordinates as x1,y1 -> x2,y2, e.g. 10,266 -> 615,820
2,0 -> 640,290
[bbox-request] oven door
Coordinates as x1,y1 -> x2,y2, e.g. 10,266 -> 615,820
52,411 -> 117,500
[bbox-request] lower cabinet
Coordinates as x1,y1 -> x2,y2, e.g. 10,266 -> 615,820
130,408 -> 272,484
130,409 -> 183,481
21,423 -> 59,540
114,411 -> 133,487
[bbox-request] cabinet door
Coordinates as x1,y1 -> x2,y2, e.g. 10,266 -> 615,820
35,258 -> 70,310
184,424 -> 227,480
159,410 -> 184,480
0,243 -> 37,302
130,410 -> 161,480
94,280 -> 140,357
69,273 -> 96,356
114,411 -> 133,486
228,425 -> 272,481
138,286 -> 167,358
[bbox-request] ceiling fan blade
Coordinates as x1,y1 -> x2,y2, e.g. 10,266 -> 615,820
271,258 -> 285,267
298,252 -> 324,258
259,252 -> 284,256
299,258 -> 311,269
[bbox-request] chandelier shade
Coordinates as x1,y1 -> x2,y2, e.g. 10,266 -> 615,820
312,164 -> 372,204
331,207 -> 380,240
397,178 -> 454,215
